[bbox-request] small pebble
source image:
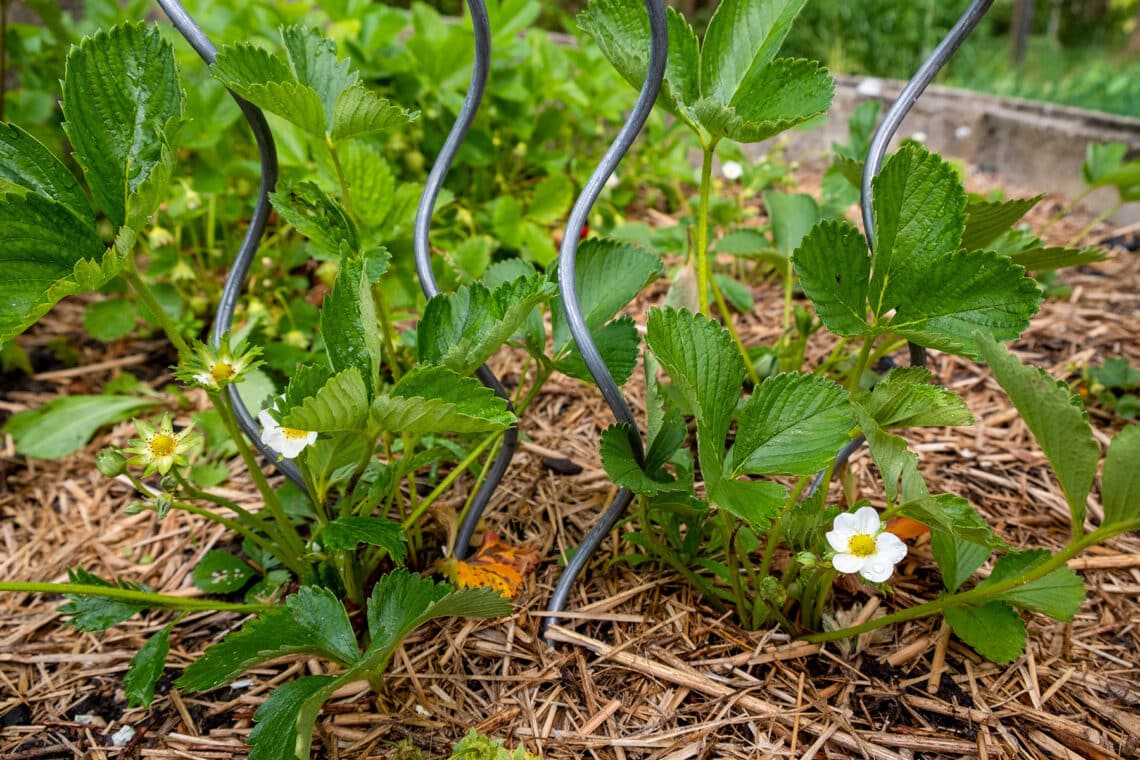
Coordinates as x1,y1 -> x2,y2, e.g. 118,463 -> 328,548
74,714 -> 95,725
230,678 -> 253,690
111,725 -> 136,746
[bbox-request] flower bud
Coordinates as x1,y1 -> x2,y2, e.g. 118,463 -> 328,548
95,448 -> 128,477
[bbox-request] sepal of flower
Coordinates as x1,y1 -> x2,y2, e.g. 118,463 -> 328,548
258,406 -> 317,460
177,335 -> 261,391
825,506 -> 907,583
125,415 -> 198,476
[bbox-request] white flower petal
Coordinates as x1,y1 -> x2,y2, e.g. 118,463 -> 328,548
832,511 -> 861,535
831,553 -> 864,574
860,557 -> 896,583
853,506 -> 882,535
825,529 -> 850,553
721,160 -> 743,180
875,532 -> 908,565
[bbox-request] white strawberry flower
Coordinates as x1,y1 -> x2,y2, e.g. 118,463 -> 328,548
721,160 -> 743,181
826,506 -> 907,583
258,408 -> 317,459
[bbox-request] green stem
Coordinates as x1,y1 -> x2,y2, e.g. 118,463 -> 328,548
171,470 -> 270,531
209,391 -> 309,564
638,496 -> 727,610
1067,201 -> 1122,248
710,275 -> 761,386
325,137 -> 356,219
372,285 -> 403,382
0,582 -> 273,614
516,364 -> 553,417
801,520 -> 1140,644
696,141 -> 719,317
848,337 -> 875,393
719,513 -> 749,625
1039,186 -> 1093,235
401,432 -> 501,530
122,265 -> 191,358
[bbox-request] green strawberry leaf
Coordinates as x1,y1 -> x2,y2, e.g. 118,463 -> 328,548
898,494 -> 1009,549
58,567 -> 151,632
708,477 -> 787,528
977,333 -> 1099,534
270,181 -> 358,257
316,517 -> 407,563
553,316 -> 642,387
0,123 -> 92,224
961,195 -> 1043,251
280,368 -> 370,433
931,530 -> 990,592
729,373 -> 853,477
862,367 -> 973,429
1102,424 -> 1140,530
700,0 -> 808,106
977,549 -> 1085,621
124,623 -> 172,709
4,394 -> 157,459
944,601 -> 1026,664
792,219 -> 871,337
371,366 -> 515,435
62,23 -> 183,226
246,675 -> 339,760
191,551 -> 257,593
322,252 -> 382,395
600,423 -> 681,495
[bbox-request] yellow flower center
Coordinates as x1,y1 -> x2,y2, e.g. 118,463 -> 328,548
848,534 -> 877,558
210,361 -> 236,381
282,427 -> 311,440
149,434 -> 177,458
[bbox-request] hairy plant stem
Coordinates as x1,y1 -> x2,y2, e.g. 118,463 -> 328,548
848,337 -> 875,393
638,496 -> 727,609
1039,186 -> 1093,235
1067,201 -> 1122,247
696,141 -> 718,317
401,432 -> 500,530
710,276 -> 761,386
0,582 -> 273,613
802,518 -> 1140,644
719,513 -> 750,626
122,264 -> 191,358
209,391 -> 309,564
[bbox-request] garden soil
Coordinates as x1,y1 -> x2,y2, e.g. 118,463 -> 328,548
2,178 -> 1139,759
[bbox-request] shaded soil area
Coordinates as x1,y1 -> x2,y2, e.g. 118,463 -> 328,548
2,176 -> 1139,759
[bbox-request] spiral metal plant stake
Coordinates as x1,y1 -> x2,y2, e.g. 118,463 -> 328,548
544,0 -> 668,634
811,0 -> 997,495
413,0 -> 518,561
155,0 -> 306,491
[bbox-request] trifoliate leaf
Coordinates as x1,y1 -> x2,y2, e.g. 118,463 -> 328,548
62,23 -> 183,226
977,333 -> 1099,533
371,366 -> 515,435
944,601 -> 1026,664
693,58 -> 833,143
729,373 -> 854,477
886,250 -> 1042,359
977,549 -> 1085,621
646,307 -> 744,489
280,368 -> 369,432
191,551 -> 257,593
1102,424 -> 1140,529
792,219 -> 871,337
124,624 -> 171,708
863,367 -> 973,429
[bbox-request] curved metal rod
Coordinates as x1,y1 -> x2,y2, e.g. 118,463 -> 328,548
544,0 -> 668,636
811,0 -> 995,498
155,0 -> 306,490
412,0 -> 518,560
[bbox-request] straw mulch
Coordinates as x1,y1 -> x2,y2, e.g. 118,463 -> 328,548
2,186 -> 1139,760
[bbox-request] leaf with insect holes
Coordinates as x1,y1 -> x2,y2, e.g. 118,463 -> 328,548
885,250 -> 1042,360
322,252 -> 382,395
438,532 -> 540,598
124,624 -> 171,708
1102,424 -> 1140,529
371,366 -> 515,435
944,601 -> 1026,664
270,181 -> 358,257
0,123 -> 92,225
646,308 -> 744,490
792,220 -> 871,337
62,23 -> 183,226
862,367 -> 973,429
961,195 -> 1043,251
417,275 -> 555,376
58,567 -> 151,632
869,145 -> 966,317
977,333 -> 1099,533
977,549 -> 1085,621
191,551 -> 256,594
729,373 -> 854,477
280,368 -> 369,433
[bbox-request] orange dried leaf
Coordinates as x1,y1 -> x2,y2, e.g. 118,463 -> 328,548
439,532 -> 539,598
886,517 -> 929,540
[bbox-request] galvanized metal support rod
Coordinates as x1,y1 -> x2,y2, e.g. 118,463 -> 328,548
155,0 -> 306,489
412,0 -> 518,560
545,0 -> 668,636
813,0 -> 996,496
